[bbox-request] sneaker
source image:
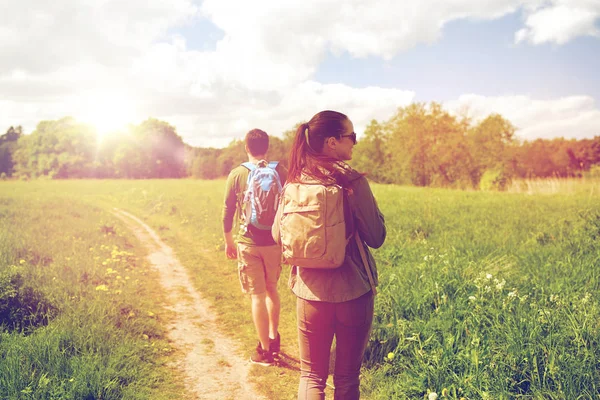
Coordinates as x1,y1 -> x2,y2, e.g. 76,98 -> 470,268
250,342 -> 274,366
269,333 -> 280,354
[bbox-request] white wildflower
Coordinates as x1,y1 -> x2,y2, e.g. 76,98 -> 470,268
496,279 -> 506,290
468,296 -> 477,301
429,392 -> 438,400
486,273 -> 493,280
582,293 -> 591,304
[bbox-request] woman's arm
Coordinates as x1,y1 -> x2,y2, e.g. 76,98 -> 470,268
349,176 -> 386,249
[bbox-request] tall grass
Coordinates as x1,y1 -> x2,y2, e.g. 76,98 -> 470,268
507,177 -> 599,197
364,185 -> 600,399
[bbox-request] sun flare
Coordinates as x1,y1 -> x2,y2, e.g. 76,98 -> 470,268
76,90 -> 138,140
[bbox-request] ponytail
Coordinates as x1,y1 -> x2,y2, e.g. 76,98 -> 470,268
287,111 -> 354,184
303,123 -> 314,151
288,123 -> 310,182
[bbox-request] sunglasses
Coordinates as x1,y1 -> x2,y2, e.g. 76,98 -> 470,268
340,132 -> 357,144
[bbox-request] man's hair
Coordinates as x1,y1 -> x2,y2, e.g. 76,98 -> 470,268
245,129 -> 269,156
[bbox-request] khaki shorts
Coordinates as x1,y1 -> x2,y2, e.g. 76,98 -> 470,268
237,243 -> 282,294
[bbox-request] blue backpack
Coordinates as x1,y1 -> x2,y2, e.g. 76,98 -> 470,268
241,160 -> 282,231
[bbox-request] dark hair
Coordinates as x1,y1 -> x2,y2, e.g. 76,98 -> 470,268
245,129 -> 269,157
288,110 -> 351,183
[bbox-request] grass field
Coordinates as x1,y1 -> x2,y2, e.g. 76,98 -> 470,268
0,183 -> 184,399
1,179 -> 599,399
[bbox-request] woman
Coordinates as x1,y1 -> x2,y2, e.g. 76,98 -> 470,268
276,110 -> 386,399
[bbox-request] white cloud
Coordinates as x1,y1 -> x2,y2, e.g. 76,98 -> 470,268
0,0 -> 199,74
515,0 -> 600,44
160,81 -> 415,147
201,0 -> 531,61
445,94 -> 600,141
0,0 -> 598,148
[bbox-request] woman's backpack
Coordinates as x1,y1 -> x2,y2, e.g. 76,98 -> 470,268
241,160 -> 282,231
273,173 -> 377,293
276,181 -> 348,268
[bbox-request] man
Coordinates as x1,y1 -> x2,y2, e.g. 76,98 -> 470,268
222,128 -> 287,366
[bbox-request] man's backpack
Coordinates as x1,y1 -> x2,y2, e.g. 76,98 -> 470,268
241,160 -> 282,231
276,181 -> 349,268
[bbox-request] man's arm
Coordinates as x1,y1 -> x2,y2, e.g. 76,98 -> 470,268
222,172 -> 238,259
224,230 -> 237,259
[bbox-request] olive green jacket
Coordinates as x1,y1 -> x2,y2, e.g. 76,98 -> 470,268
273,165 -> 386,302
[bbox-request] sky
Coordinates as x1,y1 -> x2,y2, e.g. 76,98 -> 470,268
1,0 -> 599,148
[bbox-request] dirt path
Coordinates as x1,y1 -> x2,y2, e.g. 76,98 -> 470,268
112,208 -> 264,400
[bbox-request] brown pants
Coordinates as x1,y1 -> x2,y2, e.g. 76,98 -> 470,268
296,291 -> 374,400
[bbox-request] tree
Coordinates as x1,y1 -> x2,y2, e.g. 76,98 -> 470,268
112,119 -> 186,178
281,123 -> 302,148
382,103 -> 475,187
266,136 -> 289,167
468,113 -> 517,188
216,140 -> 245,177
13,118 -> 96,179
0,126 -> 23,177
190,148 -> 220,179
351,120 -> 394,183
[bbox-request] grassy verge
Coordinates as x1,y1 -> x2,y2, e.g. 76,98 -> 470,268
0,185 -> 185,399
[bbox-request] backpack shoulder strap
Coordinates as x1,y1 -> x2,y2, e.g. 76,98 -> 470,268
355,232 -> 377,296
241,162 -> 256,172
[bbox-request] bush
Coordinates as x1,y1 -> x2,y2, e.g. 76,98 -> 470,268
479,168 -> 510,191
0,264 -> 55,331
585,164 -> 600,179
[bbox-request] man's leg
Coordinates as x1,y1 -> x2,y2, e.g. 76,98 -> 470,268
251,292 -> 271,351
262,245 -> 283,346
237,243 -> 271,355
265,287 -> 280,340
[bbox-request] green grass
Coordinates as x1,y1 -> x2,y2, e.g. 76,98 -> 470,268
1,179 -> 599,399
0,187 -> 184,399
365,185 -> 600,399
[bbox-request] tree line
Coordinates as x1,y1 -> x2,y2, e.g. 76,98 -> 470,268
1,117 -> 186,179
1,103 -> 599,189
351,103 -> 600,189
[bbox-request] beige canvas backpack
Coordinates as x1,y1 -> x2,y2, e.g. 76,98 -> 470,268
277,182 -> 347,269
273,178 -> 378,294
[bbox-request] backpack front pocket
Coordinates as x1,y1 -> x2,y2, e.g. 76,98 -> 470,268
281,204 -> 325,260
278,183 -> 347,269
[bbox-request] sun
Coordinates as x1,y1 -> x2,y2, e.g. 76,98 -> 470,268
76,90 -> 138,140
